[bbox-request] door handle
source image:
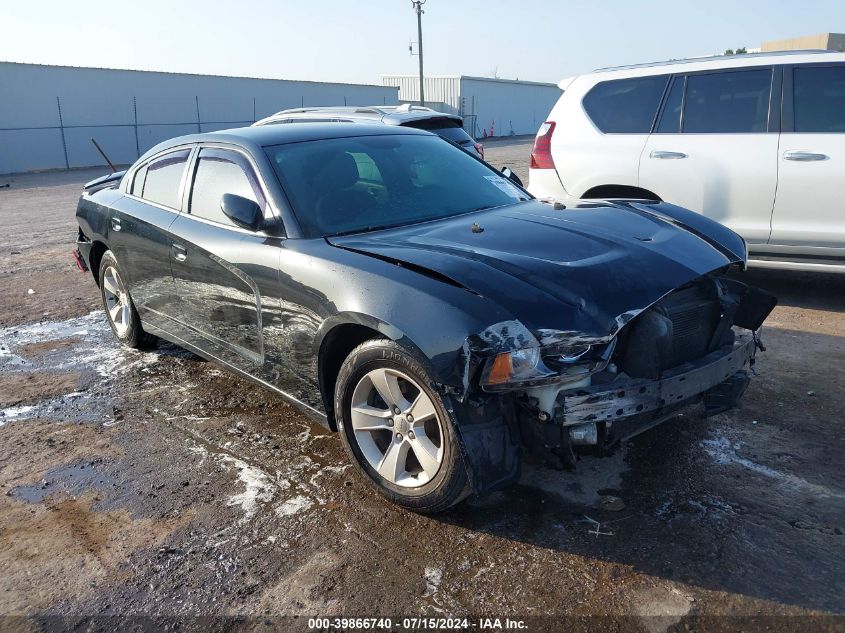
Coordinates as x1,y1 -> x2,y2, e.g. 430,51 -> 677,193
111,217 -> 121,232
650,150 -> 688,160
172,244 -> 187,262
783,150 -> 828,162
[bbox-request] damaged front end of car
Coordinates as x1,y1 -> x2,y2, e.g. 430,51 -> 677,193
458,272 -> 776,486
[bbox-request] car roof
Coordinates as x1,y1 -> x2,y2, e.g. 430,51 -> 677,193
253,104 -> 463,127
566,49 -> 845,86
141,122 -> 430,160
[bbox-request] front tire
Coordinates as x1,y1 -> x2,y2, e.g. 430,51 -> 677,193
334,339 -> 470,513
98,250 -> 152,349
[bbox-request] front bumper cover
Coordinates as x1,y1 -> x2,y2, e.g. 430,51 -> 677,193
554,334 -> 756,427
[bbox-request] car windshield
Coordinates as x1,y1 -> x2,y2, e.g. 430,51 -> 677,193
265,134 -> 526,237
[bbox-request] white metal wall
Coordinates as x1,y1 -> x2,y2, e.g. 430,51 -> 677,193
461,77 -> 561,138
381,75 -> 462,114
382,75 -> 561,137
0,63 -> 398,174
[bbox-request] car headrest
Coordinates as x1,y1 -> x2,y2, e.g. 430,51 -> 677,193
317,152 -> 359,190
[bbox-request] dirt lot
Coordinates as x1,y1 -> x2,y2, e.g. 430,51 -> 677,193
1,141 -> 843,632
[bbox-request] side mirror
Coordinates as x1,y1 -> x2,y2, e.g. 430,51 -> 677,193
221,193 -> 263,231
501,166 -> 523,188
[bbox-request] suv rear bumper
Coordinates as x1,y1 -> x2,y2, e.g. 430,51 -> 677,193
527,168 -> 569,201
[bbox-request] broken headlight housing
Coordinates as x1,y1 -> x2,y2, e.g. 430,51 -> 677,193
479,339 -> 615,391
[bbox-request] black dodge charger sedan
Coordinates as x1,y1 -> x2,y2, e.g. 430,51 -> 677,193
75,123 -> 775,512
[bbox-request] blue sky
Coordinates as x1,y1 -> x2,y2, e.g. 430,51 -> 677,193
2,0 -> 843,85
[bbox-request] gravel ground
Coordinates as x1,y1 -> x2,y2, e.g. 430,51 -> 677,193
0,142 -> 843,632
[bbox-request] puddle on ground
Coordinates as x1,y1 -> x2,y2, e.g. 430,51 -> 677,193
11,460 -> 115,504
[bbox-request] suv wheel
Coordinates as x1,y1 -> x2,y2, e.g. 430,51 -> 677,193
334,339 -> 470,513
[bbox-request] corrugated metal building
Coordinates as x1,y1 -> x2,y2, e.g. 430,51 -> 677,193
382,75 -> 561,137
0,62 -> 398,174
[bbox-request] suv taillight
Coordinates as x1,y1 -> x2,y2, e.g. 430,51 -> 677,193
530,121 -> 556,169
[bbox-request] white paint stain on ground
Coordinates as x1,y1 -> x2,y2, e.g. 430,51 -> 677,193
703,435 -> 845,499
219,454 -> 279,522
0,312 -> 188,378
186,439 -> 317,524
0,312 -> 194,423
0,390 -> 93,426
0,405 -> 36,427
275,495 -> 313,517
423,566 -> 443,597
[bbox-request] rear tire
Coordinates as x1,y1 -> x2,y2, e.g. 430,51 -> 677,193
98,250 -> 153,349
334,339 -> 470,513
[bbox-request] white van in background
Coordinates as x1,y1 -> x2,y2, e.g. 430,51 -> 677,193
528,50 -> 845,273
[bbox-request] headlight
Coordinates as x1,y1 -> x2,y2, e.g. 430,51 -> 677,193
481,347 -> 551,388
479,340 -> 614,391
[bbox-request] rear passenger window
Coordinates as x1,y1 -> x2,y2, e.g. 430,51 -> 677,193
793,65 -> 845,133
583,75 -> 668,133
140,149 -> 190,209
683,69 -> 771,133
656,76 -> 685,133
189,148 -> 266,227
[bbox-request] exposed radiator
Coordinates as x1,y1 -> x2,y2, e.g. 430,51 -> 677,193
661,287 -> 720,368
619,282 -> 722,378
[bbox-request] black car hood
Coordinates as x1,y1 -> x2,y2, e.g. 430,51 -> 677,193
329,200 -> 745,341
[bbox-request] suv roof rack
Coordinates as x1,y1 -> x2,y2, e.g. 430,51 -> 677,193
593,49 -> 836,73
269,106 -> 370,116
268,104 -> 442,117
386,104 -> 437,113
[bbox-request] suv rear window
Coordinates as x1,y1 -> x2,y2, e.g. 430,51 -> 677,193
402,118 -> 474,144
583,75 -> 669,133
793,65 -> 845,133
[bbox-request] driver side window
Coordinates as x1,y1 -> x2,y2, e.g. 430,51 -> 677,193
189,148 -> 266,227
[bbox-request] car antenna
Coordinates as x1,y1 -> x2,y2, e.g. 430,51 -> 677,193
90,137 -> 117,173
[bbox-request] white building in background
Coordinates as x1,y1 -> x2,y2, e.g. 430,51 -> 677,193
382,75 -> 561,138
0,62 -> 398,174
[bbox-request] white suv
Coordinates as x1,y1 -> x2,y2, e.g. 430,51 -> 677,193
528,50 -> 845,273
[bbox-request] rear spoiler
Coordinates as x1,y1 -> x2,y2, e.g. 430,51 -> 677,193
83,137 -> 125,193
83,170 -> 126,194
557,76 -> 577,90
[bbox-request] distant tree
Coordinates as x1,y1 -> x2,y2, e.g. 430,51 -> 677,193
724,47 -> 748,56
724,48 -> 734,56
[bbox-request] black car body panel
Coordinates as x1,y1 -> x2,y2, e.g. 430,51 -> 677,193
329,199 -> 745,341
75,123 -> 774,496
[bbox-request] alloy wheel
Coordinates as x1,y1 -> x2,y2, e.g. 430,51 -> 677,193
102,265 -> 131,337
349,367 -> 444,488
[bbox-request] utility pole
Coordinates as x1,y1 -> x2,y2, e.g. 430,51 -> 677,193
411,0 -> 426,106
